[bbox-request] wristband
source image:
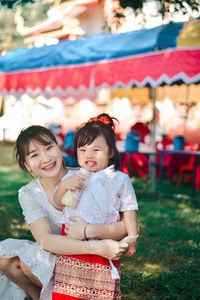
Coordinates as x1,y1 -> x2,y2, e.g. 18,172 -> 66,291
84,226 -> 89,241
120,235 -> 139,243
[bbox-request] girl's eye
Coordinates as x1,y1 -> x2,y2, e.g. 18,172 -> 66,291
79,148 -> 85,152
47,145 -> 53,150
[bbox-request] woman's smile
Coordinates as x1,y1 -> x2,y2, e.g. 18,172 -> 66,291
25,140 -> 63,178
42,161 -> 57,171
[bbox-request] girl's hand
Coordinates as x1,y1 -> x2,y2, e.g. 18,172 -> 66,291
94,240 -> 129,260
61,175 -> 85,191
125,240 -> 137,257
65,217 -> 87,240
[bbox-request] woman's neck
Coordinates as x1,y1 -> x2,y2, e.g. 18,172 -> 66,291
40,166 -> 67,195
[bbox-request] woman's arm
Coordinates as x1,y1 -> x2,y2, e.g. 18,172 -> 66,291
29,217 -> 128,260
65,216 -> 127,241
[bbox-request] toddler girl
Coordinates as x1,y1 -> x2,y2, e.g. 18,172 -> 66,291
52,113 -> 139,299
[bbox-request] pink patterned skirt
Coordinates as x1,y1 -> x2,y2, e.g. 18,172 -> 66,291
52,225 -> 121,299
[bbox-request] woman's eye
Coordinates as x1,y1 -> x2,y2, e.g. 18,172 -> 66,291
31,153 -> 38,158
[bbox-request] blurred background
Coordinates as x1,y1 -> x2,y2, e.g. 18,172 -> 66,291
0,2 -> 200,299
0,0 -> 200,144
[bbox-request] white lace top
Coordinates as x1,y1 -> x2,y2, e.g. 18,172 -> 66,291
61,165 -> 138,225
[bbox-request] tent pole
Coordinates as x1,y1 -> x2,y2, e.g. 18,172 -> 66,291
149,87 -> 156,192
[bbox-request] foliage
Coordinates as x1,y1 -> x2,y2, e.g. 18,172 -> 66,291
0,8 -> 24,52
0,0 -> 35,9
157,0 -> 200,19
119,0 -> 143,11
0,1 -> 50,53
22,2 -> 50,27
0,145 -> 200,299
117,0 -> 200,22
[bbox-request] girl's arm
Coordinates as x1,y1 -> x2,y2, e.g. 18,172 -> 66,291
122,210 -> 139,257
54,175 -> 85,208
29,217 -> 128,260
65,216 -> 127,241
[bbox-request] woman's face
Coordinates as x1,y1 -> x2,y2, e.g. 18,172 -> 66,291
25,139 -> 63,179
77,135 -> 113,172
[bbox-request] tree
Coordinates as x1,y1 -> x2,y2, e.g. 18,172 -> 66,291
118,0 -> 200,20
0,2 -> 50,53
0,0 -> 35,9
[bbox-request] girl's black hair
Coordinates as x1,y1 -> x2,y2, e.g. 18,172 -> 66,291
73,113 -> 120,170
15,125 -> 58,173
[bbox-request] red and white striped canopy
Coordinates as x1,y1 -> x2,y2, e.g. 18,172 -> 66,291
0,19 -> 200,98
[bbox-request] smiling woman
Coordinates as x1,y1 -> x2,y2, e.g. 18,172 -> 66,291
0,125 -> 128,300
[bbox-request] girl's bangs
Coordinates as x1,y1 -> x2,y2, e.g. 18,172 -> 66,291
77,127 -> 99,147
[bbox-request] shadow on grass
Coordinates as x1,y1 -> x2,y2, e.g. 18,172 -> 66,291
120,195 -> 200,300
0,146 -> 32,240
121,264 -> 200,300
0,193 -> 33,240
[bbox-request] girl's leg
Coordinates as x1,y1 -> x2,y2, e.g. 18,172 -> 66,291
0,256 -> 41,300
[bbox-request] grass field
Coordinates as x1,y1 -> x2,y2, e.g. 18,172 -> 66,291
0,145 -> 200,300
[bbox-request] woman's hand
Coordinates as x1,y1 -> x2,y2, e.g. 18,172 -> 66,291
93,240 -> 129,260
65,217 -> 87,240
61,175 -> 85,191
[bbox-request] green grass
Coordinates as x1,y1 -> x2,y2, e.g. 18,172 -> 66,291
0,145 -> 200,299
0,145 -> 32,240
121,195 -> 200,299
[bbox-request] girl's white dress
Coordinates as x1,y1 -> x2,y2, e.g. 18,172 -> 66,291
0,165 -> 138,300
60,165 -> 138,225
0,178 -> 63,300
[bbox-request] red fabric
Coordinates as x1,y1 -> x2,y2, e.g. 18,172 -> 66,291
53,225 -> 121,300
65,254 -> 120,265
62,224 -> 67,236
53,293 -> 83,300
52,254 -> 121,300
61,224 -> 120,265
52,255 -> 121,300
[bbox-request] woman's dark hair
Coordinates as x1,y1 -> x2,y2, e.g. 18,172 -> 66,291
73,113 -> 120,170
15,125 -> 58,173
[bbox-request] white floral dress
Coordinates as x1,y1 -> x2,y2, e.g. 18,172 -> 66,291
0,178 -> 63,300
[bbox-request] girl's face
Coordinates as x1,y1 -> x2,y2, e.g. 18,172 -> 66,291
77,135 -> 113,172
25,139 -> 63,179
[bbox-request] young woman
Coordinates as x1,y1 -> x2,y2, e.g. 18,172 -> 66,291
0,125 -> 128,300
52,113 -> 139,299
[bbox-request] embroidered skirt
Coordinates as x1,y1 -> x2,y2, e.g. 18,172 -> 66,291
52,254 -> 121,299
